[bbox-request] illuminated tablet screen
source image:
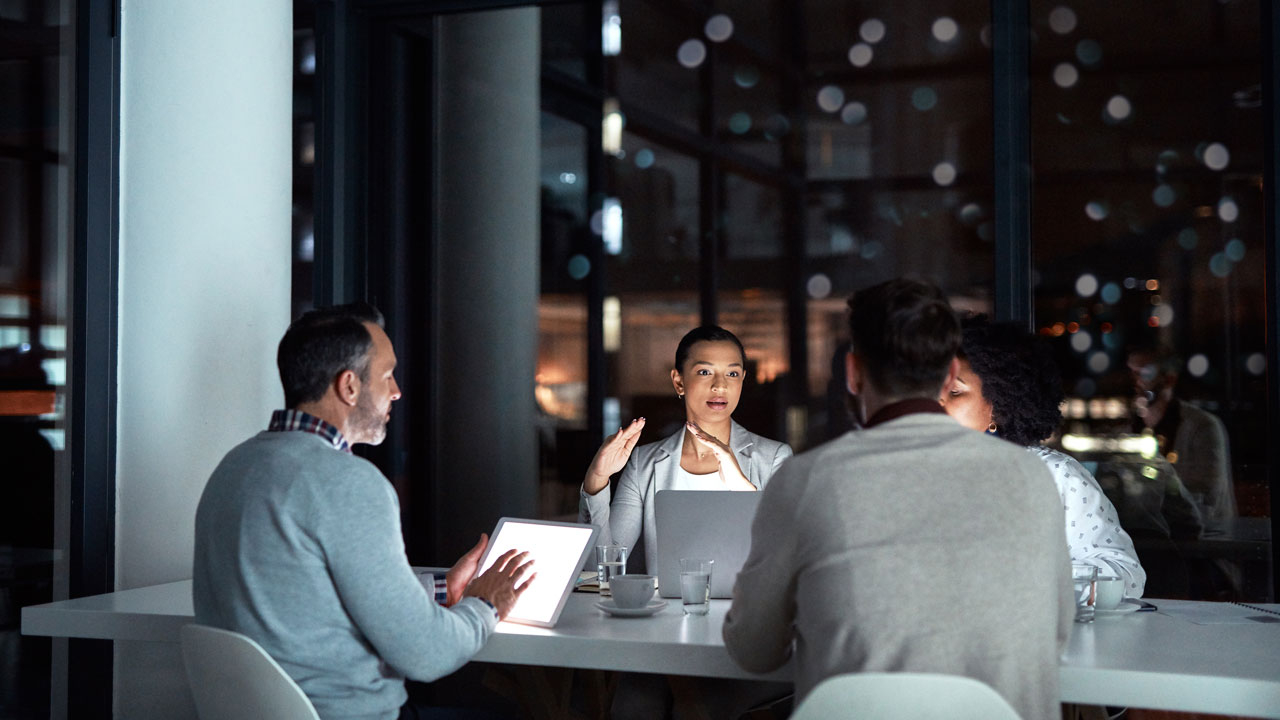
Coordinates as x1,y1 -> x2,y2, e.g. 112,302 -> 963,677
475,518 -> 598,628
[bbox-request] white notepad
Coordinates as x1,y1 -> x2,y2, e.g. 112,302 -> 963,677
475,518 -> 598,627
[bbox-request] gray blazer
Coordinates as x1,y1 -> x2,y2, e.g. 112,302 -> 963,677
578,420 -> 793,574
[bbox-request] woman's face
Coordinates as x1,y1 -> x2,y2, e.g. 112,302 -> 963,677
671,340 -> 745,424
941,358 -> 994,432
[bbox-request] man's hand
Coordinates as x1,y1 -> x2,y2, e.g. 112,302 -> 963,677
583,418 -> 645,495
445,533 -> 488,607
463,549 -> 536,620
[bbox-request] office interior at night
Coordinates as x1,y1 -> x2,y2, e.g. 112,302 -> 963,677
1,0 -> 1277,717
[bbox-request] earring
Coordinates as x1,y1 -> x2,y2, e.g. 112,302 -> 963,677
986,421 -> 998,434
677,392 -> 684,398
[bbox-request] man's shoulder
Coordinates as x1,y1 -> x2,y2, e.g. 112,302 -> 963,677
791,419 -> 1047,480
211,431 -> 385,487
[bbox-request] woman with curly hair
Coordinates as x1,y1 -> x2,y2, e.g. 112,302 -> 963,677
941,316 -> 1147,598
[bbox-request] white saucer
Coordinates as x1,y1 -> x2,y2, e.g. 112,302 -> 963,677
596,599 -> 668,617
1095,599 -> 1143,617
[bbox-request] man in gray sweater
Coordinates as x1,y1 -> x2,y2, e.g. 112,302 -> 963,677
723,279 -> 1074,720
194,303 -> 534,720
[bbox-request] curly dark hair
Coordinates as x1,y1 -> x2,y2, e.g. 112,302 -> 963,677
958,316 -> 1064,446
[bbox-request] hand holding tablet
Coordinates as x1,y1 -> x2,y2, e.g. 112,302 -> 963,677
464,547 -> 537,620
473,518 -> 599,627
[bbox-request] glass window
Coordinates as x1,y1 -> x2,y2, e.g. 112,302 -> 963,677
800,3 -> 995,443
1030,0 -> 1270,601
613,0 -> 705,133
0,2 -> 73,716
538,112 -> 591,519
606,134 -> 700,439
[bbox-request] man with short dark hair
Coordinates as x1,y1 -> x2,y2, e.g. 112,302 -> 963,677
194,303 -> 533,720
723,278 -> 1073,720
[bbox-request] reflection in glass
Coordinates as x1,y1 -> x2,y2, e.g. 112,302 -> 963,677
1030,0 -> 1270,601
0,2 -> 72,715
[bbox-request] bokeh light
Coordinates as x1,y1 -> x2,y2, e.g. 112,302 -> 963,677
1225,238 -> 1246,262
841,102 -> 868,125
806,273 -> 833,299
1203,142 -> 1230,171
1177,228 -> 1198,250
1246,353 -> 1266,376
860,18 -> 886,43
912,87 -> 939,111
932,162 -> 957,186
1052,63 -> 1079,88
1048,6 -> 1078,34
1075,273 -> 1099,297
1186,354 -> 1210,378
1085,200 -> 1109,220
728,113 -> 751,134
1104,95 -> 1132,121
1076,39 -> 1103,67
817,85 -> 845,113
1218,197 -> 1239,222
704,14 -> 734,42
1210,253 -> 1231,277
677,39 -> 707,68
1087,351 -> 1110,374
848,43 -> 874,67
1101,282 -> 1121,304
1152,184 -> 1176,208
567,254 -> 591,280
1070,331 -> 1093,353
932,17 -> 959,42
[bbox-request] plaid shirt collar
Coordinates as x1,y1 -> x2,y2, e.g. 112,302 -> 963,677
267,409 -> 351,453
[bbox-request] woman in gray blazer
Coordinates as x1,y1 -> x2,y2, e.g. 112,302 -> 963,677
578,325 -> 793,575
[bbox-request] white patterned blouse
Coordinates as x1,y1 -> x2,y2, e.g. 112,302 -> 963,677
1029,445 -> 1147,598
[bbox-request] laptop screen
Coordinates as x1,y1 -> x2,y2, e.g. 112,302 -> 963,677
475,518 -> 598,627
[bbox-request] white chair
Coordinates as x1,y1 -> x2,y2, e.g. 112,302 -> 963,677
180,623 -> 320,720
789,672 -> 1023,720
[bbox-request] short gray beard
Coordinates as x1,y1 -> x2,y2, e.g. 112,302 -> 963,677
349,390 -> 387,445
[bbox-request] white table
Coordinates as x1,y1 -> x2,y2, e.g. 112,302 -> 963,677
22,582 -> 1280,718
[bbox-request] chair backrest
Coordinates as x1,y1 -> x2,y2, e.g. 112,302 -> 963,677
181,624 -> 320,720
790,672 -> 1023,720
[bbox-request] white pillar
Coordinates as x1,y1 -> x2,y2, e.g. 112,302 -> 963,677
114,0 -> 292,716
434,8 -> 541,560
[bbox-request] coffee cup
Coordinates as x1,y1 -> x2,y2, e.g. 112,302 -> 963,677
1095,575 -> 1124,611
610,574 -> 656,609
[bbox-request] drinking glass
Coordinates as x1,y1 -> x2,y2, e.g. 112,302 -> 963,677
596,545 -> 628,596
679,558 -> 714,615
1072,564 -> 1098,623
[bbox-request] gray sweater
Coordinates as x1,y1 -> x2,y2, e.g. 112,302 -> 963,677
193,431 -> 496,720
723,414 -> 1074,720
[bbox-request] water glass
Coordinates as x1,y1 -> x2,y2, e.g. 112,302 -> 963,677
1072,563 -> 1098,623
596,544 -> 628,596
679,558 -> 714,616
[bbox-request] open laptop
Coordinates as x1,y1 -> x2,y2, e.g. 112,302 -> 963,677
654,490 -> 762,599
475,518 -> 598,627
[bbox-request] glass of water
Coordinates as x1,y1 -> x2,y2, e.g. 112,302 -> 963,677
1072,563 -> 1097,623
596,544 -> 628,596
679,558 -> 714,615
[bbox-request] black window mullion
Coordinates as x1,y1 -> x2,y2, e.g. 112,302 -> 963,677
990,0 -> 1032,329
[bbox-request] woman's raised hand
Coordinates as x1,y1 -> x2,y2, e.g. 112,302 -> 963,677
583,417 -> 646,495
687,421 -> 755,490
686,420 -> 732,460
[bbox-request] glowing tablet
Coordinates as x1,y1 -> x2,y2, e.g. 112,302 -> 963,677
475,518 -> 598,627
